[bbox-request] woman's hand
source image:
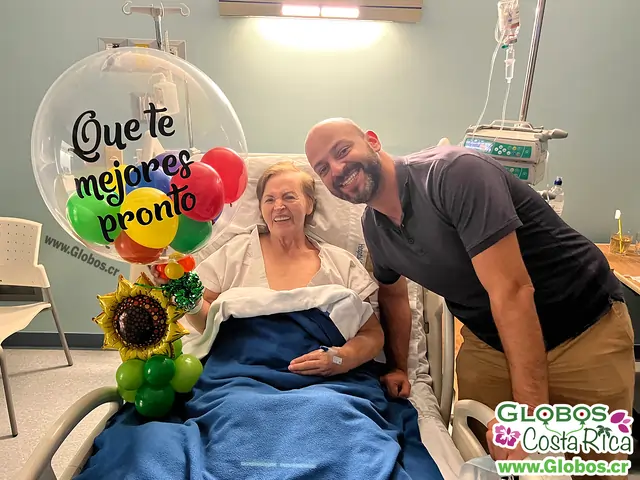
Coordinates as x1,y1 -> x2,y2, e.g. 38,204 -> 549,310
288,347 -> 348,377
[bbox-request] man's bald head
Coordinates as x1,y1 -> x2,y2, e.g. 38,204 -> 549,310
305,118 -> 365,155
307,117 -> 364,136
304,117 -> 383,205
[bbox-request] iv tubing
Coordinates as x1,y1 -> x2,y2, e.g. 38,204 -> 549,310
470,32 -> 505,138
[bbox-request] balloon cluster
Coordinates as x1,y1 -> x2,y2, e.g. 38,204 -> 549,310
153,253 -> 204,312
155,253 -> 196,281
116,347 -> 203,418
94,272 -> 204,419
66,146 -> 248,265
29,47 -> 248,420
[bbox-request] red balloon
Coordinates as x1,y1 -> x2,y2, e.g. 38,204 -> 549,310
171,162 -> 225,222
115,231 -> 163,264
200,147 -> 248,204
154,264 -> 169,281
178,255 -> 196,272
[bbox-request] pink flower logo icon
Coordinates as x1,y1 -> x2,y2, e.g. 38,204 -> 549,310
609,410 -> 633,434
493,423 -> 521,448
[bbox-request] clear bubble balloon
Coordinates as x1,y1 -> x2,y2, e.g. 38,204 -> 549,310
31,47 -> 248,265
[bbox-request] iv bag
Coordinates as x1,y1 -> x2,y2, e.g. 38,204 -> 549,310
497,0 -> 520,45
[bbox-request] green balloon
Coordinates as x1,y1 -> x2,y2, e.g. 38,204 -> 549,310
172,339 -> 183,359
170,215 -> 212,254
66,191 -> 121,245
115,359 -> 145,391
118,386 -> 137,403
144,355 -> 176,387
135,383 -> 175,418
170,354 -> 203,393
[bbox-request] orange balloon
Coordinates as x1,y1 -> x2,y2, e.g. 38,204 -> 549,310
178,255 -> 196,272
115,231 -> 163,264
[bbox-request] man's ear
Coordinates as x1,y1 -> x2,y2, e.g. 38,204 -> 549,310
365,130 -> 382,152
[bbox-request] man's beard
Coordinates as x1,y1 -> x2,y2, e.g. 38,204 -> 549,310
332,151 -> 382,204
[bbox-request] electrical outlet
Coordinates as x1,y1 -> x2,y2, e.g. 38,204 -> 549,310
98,38 -> 128,51
104,146 -> 124,168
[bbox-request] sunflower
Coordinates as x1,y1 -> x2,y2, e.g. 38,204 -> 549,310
93,272 -> 189,362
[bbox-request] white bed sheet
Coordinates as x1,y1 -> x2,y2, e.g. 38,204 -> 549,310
182,284 -> 374,360
413,383 -> 464,480
397,279 -> 465,480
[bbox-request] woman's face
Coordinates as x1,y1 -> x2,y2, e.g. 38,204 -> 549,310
260,172 -> 313,235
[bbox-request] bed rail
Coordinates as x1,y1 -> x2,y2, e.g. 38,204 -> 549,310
423,288 -> 455,427
441,306 -> 456,426
423,288 -> 442,403
18,387 -> 122,480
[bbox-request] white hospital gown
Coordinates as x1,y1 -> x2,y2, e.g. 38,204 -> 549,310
195,226 -> 378,301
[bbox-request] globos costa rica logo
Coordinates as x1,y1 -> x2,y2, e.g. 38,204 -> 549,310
492,402 -> 634,456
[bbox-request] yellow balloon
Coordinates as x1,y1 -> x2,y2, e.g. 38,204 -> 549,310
165,262 -> 185,280
120,187 -> 179,249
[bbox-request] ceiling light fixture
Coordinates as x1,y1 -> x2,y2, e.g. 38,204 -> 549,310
219,1 -> 423,24
321,6 -> 359,19
281,4 -> 321,17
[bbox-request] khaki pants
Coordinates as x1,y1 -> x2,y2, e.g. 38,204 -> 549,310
456,301 -> 635,480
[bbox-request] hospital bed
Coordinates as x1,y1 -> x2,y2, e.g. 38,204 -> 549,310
18,153 -> 496,480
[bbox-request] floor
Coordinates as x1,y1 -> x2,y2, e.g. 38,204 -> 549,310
1,343 -> 640,479
0,348 -> 121,480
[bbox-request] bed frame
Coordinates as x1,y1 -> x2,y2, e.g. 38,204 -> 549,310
17,284 -> 493,480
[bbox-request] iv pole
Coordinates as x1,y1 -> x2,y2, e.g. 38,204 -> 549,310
121,2 -> 196,152
518,0 -> 546,123
122,2 -> 190,50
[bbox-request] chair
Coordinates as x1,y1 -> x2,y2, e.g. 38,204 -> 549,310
0,217 -> 73,437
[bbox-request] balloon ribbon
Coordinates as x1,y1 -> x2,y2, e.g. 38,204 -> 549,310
136,272 -> 204,312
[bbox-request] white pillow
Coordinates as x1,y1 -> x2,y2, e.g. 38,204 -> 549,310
194,154 -> 367,266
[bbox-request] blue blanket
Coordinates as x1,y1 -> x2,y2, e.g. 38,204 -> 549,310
78,308 -> 444,480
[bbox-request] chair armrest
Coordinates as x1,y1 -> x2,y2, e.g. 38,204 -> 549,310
451,399 -> 495,462
19,387 -> 122,480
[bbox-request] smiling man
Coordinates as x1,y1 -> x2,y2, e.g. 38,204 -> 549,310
304,118 -> 634,478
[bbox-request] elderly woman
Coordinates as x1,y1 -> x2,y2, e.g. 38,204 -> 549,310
180,161 -> 384,377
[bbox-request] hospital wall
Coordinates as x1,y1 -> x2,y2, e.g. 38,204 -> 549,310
0,0 -> 638,337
